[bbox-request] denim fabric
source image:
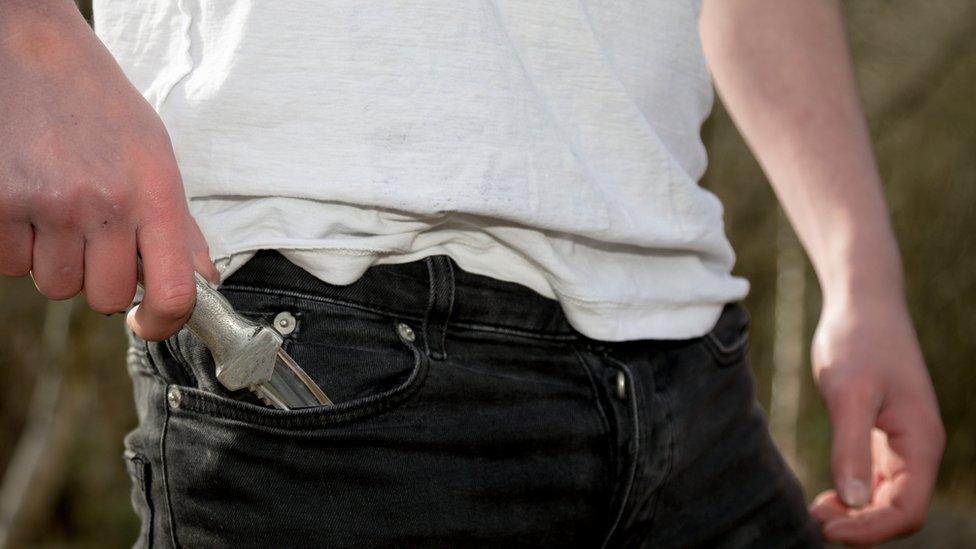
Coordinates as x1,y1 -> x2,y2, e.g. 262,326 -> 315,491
123,251 -> 821,548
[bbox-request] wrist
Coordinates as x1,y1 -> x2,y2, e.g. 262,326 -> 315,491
819,241 -> 906,313
1,0 -> 86,53
823,283 -> 908,323
1,2 -> 100,86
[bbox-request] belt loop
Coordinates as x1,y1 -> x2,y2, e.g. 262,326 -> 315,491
422,255 -> 455,360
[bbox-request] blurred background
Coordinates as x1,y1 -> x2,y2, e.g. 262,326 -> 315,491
0,1 -> 973,547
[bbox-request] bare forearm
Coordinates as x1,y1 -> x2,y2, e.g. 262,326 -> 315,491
702,3 -> 943,543
700,0 -> 903,309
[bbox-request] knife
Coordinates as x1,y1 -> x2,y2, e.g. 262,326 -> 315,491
137,266 -> 333,409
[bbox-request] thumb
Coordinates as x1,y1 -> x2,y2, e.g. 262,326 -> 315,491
825,381 -> 878,508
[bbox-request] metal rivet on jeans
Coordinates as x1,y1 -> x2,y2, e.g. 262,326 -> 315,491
273,311 -> 297,336
167,386 -> 183,409
615,370 -> 627,400
397,322 -> 416,342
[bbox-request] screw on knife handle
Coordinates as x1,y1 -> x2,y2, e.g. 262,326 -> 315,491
135,261 -> 282,392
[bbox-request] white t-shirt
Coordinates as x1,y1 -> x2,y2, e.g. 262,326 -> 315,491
94,0 -> 749,341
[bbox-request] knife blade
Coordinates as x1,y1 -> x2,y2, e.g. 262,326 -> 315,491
136,266 -> 333,410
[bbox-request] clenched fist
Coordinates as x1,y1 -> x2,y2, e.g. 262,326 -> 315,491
0,0 -> 217,340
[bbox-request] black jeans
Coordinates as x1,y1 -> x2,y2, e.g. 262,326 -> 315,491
123,251 -> 821,548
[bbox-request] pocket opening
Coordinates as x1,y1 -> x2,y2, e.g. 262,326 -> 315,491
165,327 -> 431,430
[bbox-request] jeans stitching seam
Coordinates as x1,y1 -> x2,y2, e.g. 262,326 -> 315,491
126,455 -> 155,546
599,353 -> 641,549
219,284 -> 427,324
217,284 -> 579,340
158,383 -> 180,549
448,322 -> 579,341
703,331 -> 749,364
630,353 -> 677,544
440,259 -> 455,359
167,334 -> 197,388
173,336 -> 430,430
571,348 -> 616,513
423,257 -> 436,357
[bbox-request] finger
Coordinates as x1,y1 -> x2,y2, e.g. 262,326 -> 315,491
128,205 -> 196,341
825,382 -> 878,508
809,490 -> 848,525
823,506 -> 904,546
83,228 -> 137,314
822,476 -> 927,545
879,404 -> 945,476
31,227 -> 84,300
823,424 -> 937,545
185,215 -> 218,284
0,222 -> 34,276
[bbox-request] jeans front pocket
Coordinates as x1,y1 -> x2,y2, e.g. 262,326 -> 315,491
158,287 -> 431,429
156,292 -> 435,547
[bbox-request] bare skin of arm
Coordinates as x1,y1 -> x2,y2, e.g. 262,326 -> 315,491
0,0 -> 218,340
700,0 -> 944,545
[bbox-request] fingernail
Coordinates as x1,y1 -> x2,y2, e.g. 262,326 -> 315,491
125,307 -> 139,328
840,479 -> 869,508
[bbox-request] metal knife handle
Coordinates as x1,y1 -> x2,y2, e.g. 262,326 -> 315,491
135,264 -> 281,391
185,274 -> 284,391
187,275 -> 259,365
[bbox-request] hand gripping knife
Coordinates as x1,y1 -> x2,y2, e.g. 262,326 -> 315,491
139,270 -> 333,409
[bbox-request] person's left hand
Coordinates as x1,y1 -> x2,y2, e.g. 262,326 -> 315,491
808,296 -> 944,546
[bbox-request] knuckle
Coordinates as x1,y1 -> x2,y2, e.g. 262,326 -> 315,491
88,182 -> 135,220
33,187 -> 82,229
140,165 -> 182,196
151,283 -> 196,321
31,179 -> 137,231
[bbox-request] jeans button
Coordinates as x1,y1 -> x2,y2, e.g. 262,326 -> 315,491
273,311 -> 297,335
167,386 -> 183,409
615,370 -> 627,400
397,322 -> 416,342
